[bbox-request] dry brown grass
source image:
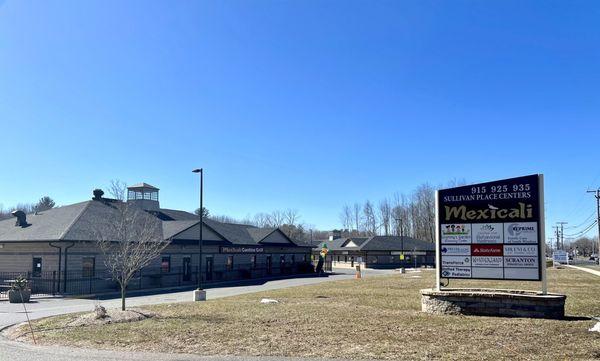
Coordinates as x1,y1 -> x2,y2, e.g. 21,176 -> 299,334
9,268 -> 600,360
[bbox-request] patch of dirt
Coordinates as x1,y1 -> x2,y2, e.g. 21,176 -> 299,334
67,308 -> 157,327
3,308 -> 158,342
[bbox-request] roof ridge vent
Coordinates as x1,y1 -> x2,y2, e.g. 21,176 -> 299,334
93,189 -> 104,200
11,210 -> 29,228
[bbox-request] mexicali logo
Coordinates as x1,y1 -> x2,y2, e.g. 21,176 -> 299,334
444,202 -> 533,221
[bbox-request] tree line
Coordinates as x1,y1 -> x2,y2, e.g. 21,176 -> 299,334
0,196 -> 57,220
566,236 -> 599,256
338,180 -> 466,243
203,208 -> 327,245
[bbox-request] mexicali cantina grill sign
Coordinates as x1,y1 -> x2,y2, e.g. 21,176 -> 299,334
220,246 -> 265,254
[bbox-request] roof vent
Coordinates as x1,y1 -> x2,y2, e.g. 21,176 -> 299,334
11,210 -> 28,228
93,189 -> 104,201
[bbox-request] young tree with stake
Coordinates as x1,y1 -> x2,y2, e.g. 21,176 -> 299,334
95,201 -> 168,310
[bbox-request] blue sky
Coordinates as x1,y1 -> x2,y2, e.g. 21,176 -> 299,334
0,1 -> 599,239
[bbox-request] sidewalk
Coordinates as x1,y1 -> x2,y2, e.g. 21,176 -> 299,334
566,264 -> 600,277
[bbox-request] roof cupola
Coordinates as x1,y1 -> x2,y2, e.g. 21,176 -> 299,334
127,182 -> 160,211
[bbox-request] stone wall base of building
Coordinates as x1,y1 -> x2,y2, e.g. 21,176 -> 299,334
420,288 -> 566,319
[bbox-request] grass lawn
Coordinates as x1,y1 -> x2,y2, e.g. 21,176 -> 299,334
11,268 -> 600,360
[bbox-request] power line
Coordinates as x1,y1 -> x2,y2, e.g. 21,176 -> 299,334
565,211 -> 596,230
561,170 -> 600,221
565,219 -> 598,238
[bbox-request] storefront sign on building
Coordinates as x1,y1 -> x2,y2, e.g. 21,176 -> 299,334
220,246 -> 265,254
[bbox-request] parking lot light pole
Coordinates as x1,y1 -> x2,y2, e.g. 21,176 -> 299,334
192,168 -> 206,301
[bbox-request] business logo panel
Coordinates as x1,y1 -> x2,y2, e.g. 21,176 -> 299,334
504,222 -> 538,244
472,223 -> 503,244
441,245 -> 471,256
437,174 -> 542,281
440,224 -> 471,244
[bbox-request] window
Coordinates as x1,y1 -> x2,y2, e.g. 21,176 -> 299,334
226,256 -> 234,271
291,255 -> 295,264
161,256 -> 171,273
301,255 -> 306,262
280,255 -> 286,269
143,192 -> 151,200
151,191 -> 158,201
250,255 -> 256,269
32,257 -> 42,277
82,257 -> 95,278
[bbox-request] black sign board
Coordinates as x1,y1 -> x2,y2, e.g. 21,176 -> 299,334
437,174 -> 543,281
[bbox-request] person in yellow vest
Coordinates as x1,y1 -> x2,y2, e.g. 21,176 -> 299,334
315,244 -> 328,275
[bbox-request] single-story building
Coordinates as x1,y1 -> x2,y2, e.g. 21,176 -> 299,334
314,235 -> 435,269
0,183 -> 313,297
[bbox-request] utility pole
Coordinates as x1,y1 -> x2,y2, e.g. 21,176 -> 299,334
553,226 -> 561,251
587,189 -> 600,262
557,222 -> 568,250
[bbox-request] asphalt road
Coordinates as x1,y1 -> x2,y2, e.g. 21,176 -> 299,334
0,268 -> 395,361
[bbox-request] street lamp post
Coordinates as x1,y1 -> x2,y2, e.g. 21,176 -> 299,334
395,217 -> 405,273
192,168 -> 206,301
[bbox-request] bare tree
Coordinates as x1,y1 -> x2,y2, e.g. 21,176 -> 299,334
363,201 -> 377,236
353,203 -> 362,233
269,210 -> 286,228
108,179 -> 128,201
95,203 -> 168,310
283,209 -> 300,226
340,205 -> 353,232
253,212 -> 272,228
14,203 -> 35,214
378,199 -> 391,236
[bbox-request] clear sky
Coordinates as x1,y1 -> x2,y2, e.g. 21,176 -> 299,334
0,1 -> 599,240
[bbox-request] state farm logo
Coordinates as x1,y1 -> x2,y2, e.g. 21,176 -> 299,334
471,245 -> 503,256
507,224 -> 535,236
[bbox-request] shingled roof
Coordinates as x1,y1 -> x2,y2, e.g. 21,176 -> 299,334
0,199 -> 299,247
316,236 -> 434,252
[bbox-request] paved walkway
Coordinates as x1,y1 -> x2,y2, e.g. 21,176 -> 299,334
567,264 -> 600,277
0,269 -> 395,361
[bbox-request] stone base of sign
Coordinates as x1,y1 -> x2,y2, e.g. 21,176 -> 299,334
420,288 -> 566,319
